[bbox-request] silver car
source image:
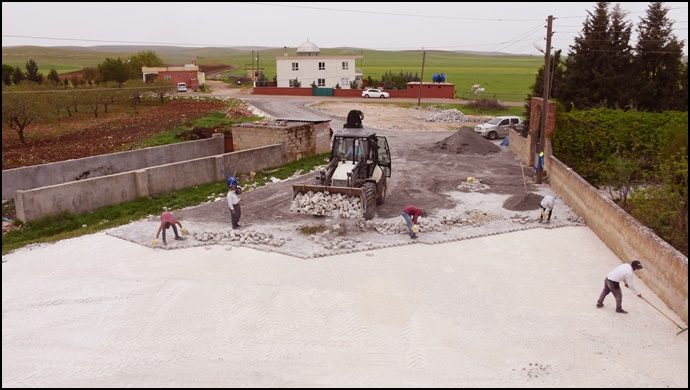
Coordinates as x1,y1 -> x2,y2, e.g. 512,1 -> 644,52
474,116 -> 523,140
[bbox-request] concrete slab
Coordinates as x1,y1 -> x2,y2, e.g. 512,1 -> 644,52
2,226 -> 687,387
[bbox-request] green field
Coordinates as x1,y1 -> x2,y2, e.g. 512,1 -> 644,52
2,46 -> 543,102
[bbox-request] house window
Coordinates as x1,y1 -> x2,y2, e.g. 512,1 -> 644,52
319,62 -> 325,70
318,79 -> 326,87
292,62 -> 299,71
342,62 -> 349,70
289,79 -> 299,87
340,78 -> 349,86
164,75 -> 171,82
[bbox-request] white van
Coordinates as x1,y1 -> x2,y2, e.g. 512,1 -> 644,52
177,82 -> 187,92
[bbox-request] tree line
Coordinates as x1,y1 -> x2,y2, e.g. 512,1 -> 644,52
525,2 -> 688,256
526,2 -> 687,115
2,50 -> 178,144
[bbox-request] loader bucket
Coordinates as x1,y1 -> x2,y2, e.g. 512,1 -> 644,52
291,184 -> 375,220
292,184 -> 364,202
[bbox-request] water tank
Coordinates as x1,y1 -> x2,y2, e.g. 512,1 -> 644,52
440,73 -> 446,82
432,74 -> 439,83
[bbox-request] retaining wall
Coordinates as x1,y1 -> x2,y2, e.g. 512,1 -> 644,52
3,134 -> 225,200
15,144 -> 286,223
545,155 -> 688,324
509,127 -> 688,324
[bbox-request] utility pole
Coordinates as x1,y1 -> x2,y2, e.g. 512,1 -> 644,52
536,15 -> 553,184
251,50 -> 255,82
257,51 -> 260,83
417,49 -> 426,106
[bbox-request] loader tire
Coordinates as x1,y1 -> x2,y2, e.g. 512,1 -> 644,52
376,176 -> 387,205
362,182 -> 376,220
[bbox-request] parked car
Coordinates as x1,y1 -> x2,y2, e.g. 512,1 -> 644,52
361,89 -> 390,98
177,82 -> 187,92
474,116 -> 523,140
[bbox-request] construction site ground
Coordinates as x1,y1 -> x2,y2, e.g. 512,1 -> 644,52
106,97 -> 583,259
3,88 -> 687,387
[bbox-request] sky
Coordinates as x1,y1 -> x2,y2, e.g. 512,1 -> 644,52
2,2 -> 688,56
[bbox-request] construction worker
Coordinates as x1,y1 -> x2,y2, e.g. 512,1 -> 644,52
597,260 -> 644,313
155,211 -> 184,245
402,206 -> 428,239
539,195 -> 555,223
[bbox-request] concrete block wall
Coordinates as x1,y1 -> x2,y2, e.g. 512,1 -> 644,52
2,134 -> 225,200
546,155 -> 688,324
233,121 -> 328,161
508,128 -> 532,167
510,104 -> 687,323
15,144 -> 286,223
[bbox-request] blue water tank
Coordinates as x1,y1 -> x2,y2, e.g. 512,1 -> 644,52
432,74 -> 439,83
440,73 -> 446,82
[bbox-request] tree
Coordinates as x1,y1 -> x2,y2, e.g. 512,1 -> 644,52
47,68 -> 61,85
83,68 -> 98,85
561,2 -> 627,111
2,64 -> 14,86
97,57 -> 128,85
127,50 -> 164,80
256,73 -> 270,87
632,2 -> 685,112
1,82 -> 50,143
150,78 -> 175,103
125,79 -> 148,108
607,3 -> 635,109
12,66 -> 26,84
25,59 -> 43,83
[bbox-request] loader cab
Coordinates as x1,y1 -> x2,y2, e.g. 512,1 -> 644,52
331,127 -> 391,177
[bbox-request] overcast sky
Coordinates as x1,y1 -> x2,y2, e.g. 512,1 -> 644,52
2,2 -> 688,56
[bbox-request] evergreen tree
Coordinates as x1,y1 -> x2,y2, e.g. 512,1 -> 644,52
632,2 -> 685,112
561,2 -> 625,110
2,64 -> 14,86
608,3 -> 635,109
47,68 -> 61,85
25,59 -> 43,83
12,66 -> 26,84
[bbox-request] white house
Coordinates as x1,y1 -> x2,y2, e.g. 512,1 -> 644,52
276,40 -> 363,89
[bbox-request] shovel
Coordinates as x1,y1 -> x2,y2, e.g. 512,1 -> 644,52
642,297 -> 688,335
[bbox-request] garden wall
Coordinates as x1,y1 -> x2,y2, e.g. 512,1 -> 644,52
14,144 -> 286,223
2,134 -> 226,200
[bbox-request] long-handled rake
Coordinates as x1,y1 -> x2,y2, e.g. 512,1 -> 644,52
642,297 -> 688,335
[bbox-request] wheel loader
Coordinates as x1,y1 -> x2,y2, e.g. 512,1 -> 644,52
292,110 -> 392,220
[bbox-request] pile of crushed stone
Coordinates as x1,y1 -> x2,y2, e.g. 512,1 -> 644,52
431,127 -> 502,155
415,108 -> 470,123
503,192 -> 544,211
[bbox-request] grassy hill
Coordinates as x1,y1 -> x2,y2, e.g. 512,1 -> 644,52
2,45 -> 544,102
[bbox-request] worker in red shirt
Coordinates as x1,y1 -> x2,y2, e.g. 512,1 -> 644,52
155,211 -> 184,245
402,206 -> 427,239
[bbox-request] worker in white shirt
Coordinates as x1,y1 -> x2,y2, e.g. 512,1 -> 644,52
539,195 -> 555,223
227,178 -> 243,229
596,260 -> 644,314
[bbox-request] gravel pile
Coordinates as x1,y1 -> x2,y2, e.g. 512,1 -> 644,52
416,108 -> 470,123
